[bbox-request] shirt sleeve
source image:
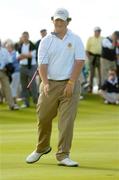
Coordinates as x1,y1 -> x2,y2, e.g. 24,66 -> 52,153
31,49 -> 36,59
74,36 -> 85,60
102,38 -> 113,49
16,51 -> 20,59
86,37 -> 91,51
38,38 -> 49,65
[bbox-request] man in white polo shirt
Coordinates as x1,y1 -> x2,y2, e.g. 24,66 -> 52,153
26,8 -> 85,167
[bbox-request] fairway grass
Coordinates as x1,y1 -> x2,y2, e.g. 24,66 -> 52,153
0,94 -> 119,180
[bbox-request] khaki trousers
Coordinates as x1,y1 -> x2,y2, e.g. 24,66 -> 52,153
36,80 -> 80,161
0,70 -> 14,107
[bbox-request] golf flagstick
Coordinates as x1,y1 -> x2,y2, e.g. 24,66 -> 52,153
27,69 -> 39,89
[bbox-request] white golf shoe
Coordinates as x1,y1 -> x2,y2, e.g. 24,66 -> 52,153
26,147 -> 51,163
58,158 -> 79,167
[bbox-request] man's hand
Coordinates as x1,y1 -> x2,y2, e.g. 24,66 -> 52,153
39,64 -> 49,97
64,80 -> 74,98
18,54 -> 26,60
18,53 -> 32,61
43,83 -> 50,97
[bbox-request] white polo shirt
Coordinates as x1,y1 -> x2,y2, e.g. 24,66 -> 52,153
102,38 -> 113,49
38,30 -> 85,80
17,43 -> 36,65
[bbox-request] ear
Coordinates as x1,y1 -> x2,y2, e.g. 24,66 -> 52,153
67,18 -> 72,22
67,18 -> 72,25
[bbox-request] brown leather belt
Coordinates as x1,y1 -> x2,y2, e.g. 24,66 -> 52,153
48,79 -> 69,82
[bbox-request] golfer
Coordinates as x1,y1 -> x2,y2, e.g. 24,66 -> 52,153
26,8 -> 85,167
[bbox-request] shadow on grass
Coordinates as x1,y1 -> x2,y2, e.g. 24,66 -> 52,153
28,162 -> 119,172
80,165 -> 119,172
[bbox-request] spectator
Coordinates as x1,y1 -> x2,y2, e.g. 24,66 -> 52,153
79,65 -> 89,99
6,42 -> 20,109
116,40 -> 119,77
35,29 -> 47,89
0,83 -> 4,103
35,29 -> 47,62
99,69 -> 119,104
17,32 -> 38,108
0,39 -> 19,110
86,27 -> 103,93
15,37 -> 23,51
101,31 -> 119,84
3,39 -> 13,48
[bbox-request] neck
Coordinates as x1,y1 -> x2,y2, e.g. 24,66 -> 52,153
55,29 -> 67,39
24,40 -> 29,44
95,35 -> 100,38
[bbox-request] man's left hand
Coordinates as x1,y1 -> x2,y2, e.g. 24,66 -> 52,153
64,81 -> 74,98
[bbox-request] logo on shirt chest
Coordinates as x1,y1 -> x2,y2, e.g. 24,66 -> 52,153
67,42 -> 72,48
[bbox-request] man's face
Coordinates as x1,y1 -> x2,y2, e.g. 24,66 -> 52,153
40,31 -> 47,38
108,71 -> 116,80
53,19 -> 68,34
22,34 -> 29,43
112,34 -> 119,42
94,31 -> 101,37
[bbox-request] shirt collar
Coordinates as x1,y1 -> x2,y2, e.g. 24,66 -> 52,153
108,77 -> 118,85
63,29 -> 72,40
51,29 -> 71,40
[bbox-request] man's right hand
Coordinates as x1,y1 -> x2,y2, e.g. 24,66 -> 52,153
43,83 -> 50,97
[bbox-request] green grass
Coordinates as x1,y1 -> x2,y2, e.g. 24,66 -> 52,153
0,94 -> 119,180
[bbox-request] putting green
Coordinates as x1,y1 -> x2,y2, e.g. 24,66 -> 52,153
0,94 -> 119,180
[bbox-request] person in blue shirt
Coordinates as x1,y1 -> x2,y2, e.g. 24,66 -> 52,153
6,42 -> 20,109
0,39 -> 19,110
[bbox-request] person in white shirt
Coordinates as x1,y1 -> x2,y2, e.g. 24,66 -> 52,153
17,32 -> 38,108
0,39 -> 18,110
86,27 -> 103,93
26,8 -> 85,167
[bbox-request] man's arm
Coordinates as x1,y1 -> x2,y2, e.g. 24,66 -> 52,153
18,50 -> 36,61
69,60 -> 84,83
37,36 -> 50,96
39,64 -> 49,97
64,34 -> 86,97
64,60 -> 84,98
86,51 -> 91,59
39,64 -> 48,85
17,53 -> 32,60
86,38 -> 91,59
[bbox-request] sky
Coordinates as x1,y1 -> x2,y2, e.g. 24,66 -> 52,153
0,0 -> 118,45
